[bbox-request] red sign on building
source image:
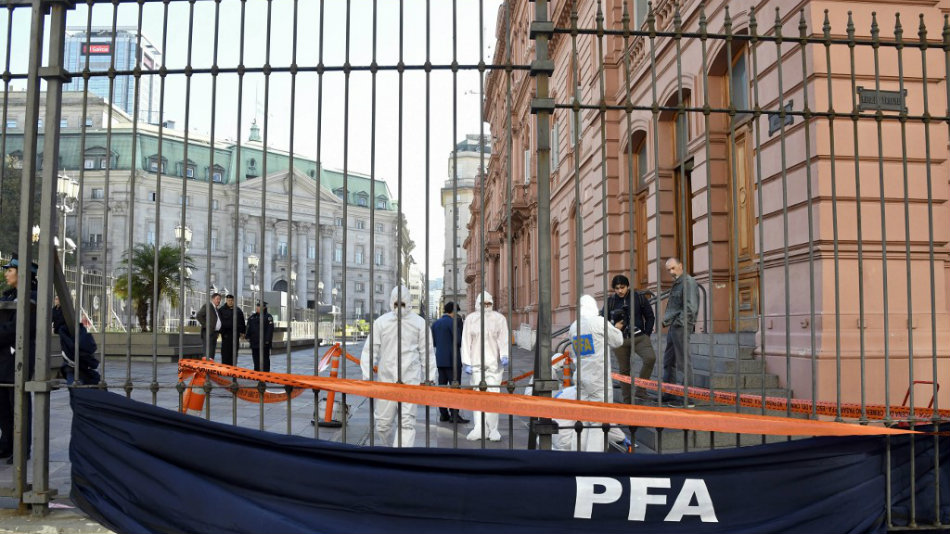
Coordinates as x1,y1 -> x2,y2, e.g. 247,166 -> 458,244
82,43 -> 111,55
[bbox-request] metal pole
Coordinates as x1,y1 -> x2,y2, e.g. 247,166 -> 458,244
532,0 -> 555,451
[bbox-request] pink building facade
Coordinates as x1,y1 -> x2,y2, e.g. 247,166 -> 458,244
469,0 -> 950,409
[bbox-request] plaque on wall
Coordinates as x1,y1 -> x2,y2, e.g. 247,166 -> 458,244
767,101 -> 795,137
856,87 -> 907,112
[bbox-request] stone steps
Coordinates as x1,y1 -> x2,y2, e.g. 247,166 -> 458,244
629,331 -> 794,453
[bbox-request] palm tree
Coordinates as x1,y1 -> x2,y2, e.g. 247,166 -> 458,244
114,243 -> 196,332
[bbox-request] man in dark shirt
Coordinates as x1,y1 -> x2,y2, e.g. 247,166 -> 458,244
430,301 -> 469,423
601,274 -> 657,405
218,294 -> 246,366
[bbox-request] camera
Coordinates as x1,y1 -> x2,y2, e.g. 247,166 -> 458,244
610,303 -> 631,337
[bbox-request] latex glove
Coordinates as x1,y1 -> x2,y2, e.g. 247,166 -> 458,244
463,364 -> 472,375
501,356 -> 509,367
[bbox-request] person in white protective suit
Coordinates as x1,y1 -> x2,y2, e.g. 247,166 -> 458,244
566,294 -> 625,451
460,291 -> 509,442
552,386 -> 628,452
361,285 -> 438,447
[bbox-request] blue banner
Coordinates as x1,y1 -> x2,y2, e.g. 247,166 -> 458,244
69,389 -> 944,534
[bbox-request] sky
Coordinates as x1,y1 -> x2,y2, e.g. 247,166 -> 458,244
2,0 -> 503,276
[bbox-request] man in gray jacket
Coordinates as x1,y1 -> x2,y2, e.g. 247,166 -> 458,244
661,257 -> 699,393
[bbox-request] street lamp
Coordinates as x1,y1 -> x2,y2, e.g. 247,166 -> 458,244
247,254 -> 260,312
289,270 -> 297,320
317,281 -> 324,304
331,287 -> 338,342
57,173 -> 79,265
174,225 -> 193,249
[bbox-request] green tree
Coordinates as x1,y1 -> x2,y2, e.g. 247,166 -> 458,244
0,158 -> 38,259
113,243 -> 196,332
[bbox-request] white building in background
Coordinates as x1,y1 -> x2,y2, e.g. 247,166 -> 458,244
427,278 -> 443,320
407,263 -> 426,314
1,91 -> 409,326
440,134 -> 489,315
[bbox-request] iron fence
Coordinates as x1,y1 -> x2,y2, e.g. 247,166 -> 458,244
0,0 -> 946,529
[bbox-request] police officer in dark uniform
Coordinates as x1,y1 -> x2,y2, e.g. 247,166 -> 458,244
246,301 -> 274,372
0,255 -> 37,463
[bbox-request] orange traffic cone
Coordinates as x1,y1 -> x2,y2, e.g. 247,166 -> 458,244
317,344 -> 343,428
181,371 -> 208,416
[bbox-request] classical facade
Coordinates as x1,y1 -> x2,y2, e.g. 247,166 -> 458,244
471,0 -> 949,406
442,134 -> 489,315
1,91 -> 406,325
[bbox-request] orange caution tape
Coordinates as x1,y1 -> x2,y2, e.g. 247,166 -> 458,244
179,359 -> 915,437
504,351 -> 573,385
204,373 -> 306,404
613,373 -> 950,422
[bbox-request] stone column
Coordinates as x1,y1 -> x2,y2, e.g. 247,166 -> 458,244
296,222 -> 310,308
320,224 -> 335,305
263,220 -> 275,292
237,215 -> 248,295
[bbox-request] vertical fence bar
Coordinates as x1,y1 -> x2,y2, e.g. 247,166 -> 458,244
672,5 -> 691,446
895,14 -> 917,526
871,13 -> 893,426
798,10 -> 819,421
569,2 -> 583,436
423,0 -> 432,447
233,0 -> 250,424
151,1 -> 166,383
12,0 -> 46,503
822,11 -> 844,421
923,14 -> 944,527
503,0 -> 513,449
102,2 -> 120,386
341,0 -> 353,444
284,0 -> 300,436
724,7 -> 742,448
772,9 -> 793,431
30,0 -> 70,511
698,3 -> 716,450
534,0 -> 554,452
595,0 -> 610,451
314,0 -> 326,442
122,3 -> 146,399
846,12 -> 869,422
258,0 -> 274,431
646,2 -> 665,450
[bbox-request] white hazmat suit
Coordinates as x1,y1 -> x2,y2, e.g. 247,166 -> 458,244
361,285 -> 437,447
552,386 -> 627,452
460,291 -> 509,441
567,294 -> 624,451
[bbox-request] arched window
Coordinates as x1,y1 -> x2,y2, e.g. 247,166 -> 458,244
375,195 -> 387,210
179,159 -> 197,179
84,146 -> 117,170
146,154 -> 167,173
356,191 -> 369,207
210,164 -> 226,183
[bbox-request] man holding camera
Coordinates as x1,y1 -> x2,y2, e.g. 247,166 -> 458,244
601,274 -> 656,405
